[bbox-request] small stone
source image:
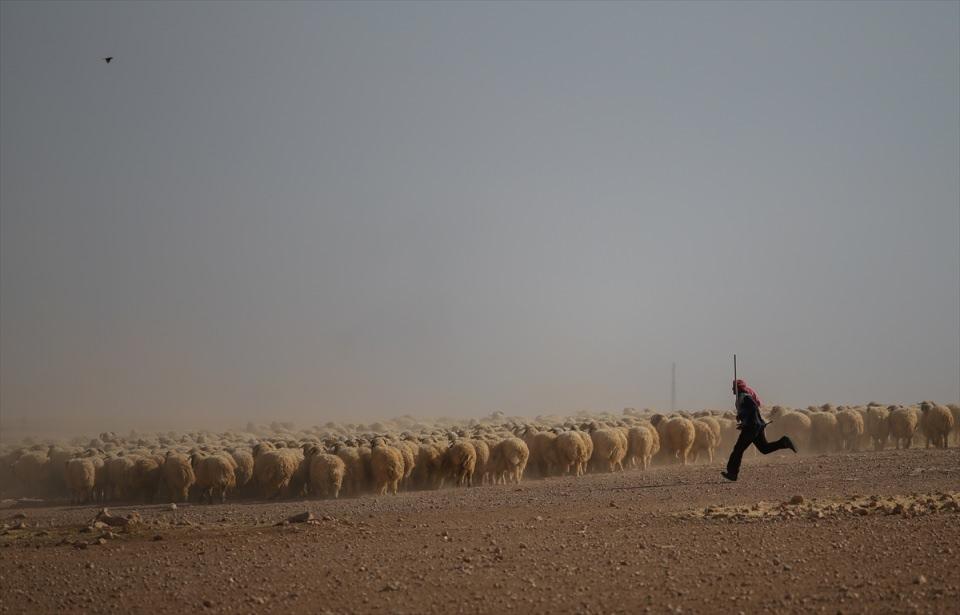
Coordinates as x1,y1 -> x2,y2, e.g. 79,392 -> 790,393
915,575 -> 927,585
152,534 -> 164,541
789,495 -> 804,505
202,599 -> 214,608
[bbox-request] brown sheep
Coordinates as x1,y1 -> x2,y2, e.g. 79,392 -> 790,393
335,444 -> 366,496
767,408 -> 812,452
489,437 -> 529,484
130,456 -> 163,503
716,417 -> 740,451
162,452 -> 196,502
13,449 -> 51,497
651,415 -> 695,465
554,431 -> 589,476
524,428 -> 559,478
191,453 -> 237,504
396,440 -> 419,488
104,454 -> 136,501
888,407 -> 919,449
920,402 -> 954,449
228,448 -> 255,492
948,404 -> 960,445
412,441 -> 444,490
442,440 -> 477,488
252,444 -> 301,499
809,412 -> 839,453
575,429 -> 594,468
64,458 -> 96,504
305,446 -> 347,499
469,439 -> 492,484
836,409 -> 865,452
689,418 -> 720,463
371,438 -> 405,495
587,425 -> 628,472
865,406 -> 890,451
626,424 -> 659,470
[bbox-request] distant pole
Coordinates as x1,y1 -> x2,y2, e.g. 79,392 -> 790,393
671,362 -> 676,412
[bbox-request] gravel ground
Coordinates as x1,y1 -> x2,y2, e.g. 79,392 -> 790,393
1,447 -> 958,614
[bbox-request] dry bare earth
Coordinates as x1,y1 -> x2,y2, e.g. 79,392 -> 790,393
1,448 -> 958,614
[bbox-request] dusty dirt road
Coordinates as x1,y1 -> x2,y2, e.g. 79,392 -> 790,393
1,447 -> 958,614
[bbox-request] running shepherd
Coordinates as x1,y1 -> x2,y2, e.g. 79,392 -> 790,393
721,379 -> 797,481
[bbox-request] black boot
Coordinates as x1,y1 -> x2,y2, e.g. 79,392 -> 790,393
721,471 -> 737,482
785,437 -> 798,454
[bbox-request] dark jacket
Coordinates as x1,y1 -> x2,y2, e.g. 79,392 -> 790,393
735,392 -> 764,427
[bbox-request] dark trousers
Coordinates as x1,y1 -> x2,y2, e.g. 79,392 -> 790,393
725,423 -> 792,478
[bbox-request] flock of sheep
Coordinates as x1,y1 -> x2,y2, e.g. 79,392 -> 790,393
1,401 -> 956,506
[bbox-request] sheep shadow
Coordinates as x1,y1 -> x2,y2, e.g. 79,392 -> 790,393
607,480 -> 720,491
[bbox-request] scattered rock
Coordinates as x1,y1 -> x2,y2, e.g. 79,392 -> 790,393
279,511 -> 314,525
788,495 -> 804,505
94,509 -> 141,529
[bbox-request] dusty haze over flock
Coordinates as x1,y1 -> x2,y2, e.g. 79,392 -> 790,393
1,2 -> 958,436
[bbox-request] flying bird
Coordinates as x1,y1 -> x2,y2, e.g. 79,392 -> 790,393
103,57 -> 113,64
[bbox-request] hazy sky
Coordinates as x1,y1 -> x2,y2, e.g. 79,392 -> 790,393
1,1 -> 958,430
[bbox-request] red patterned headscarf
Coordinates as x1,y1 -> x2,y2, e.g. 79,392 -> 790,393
733,379 -> 762,407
